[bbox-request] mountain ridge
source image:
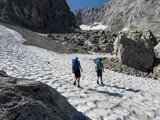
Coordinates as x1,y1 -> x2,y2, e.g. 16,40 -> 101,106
75,0 -> 160,34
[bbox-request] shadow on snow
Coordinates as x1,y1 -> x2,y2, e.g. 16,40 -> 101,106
88,88 -> 123,98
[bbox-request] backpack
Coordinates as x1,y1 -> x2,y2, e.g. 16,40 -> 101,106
95,59 -> 103,71
72,58 -> 80,71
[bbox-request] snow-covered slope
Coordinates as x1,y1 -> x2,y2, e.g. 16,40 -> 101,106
1,24 -> 160,120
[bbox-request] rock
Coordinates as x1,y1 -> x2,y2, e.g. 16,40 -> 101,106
99,38 -> 106,44
0,0 -> 75,30
104,58 -> 152,78
0,71 -> 89,120
0,70 -> 8,77
128,31 -> 143,41
142,30 -> 158,47
84,40 -> 94,48
76,40 -> 84,46
114,31 -> 156,71
92,45 -> 100,52
153,64 -> 160,78
154,43 -> 160,57
99,43 -> 114,53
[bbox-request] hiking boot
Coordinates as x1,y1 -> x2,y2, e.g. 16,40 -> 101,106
97,81 -> 99,84
101,82 -> 104,85
78,85 -> 81,88
73,81 -> 76,86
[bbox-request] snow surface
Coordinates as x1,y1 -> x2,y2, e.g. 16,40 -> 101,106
1,24 -> 160,120
80,23 -> 107,31
121,28 -> 129,32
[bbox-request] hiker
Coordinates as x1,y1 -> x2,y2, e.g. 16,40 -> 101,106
95,58 -> 104,84
72,57 -> 83,87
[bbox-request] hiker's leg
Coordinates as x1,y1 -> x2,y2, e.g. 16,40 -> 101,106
99,70 -> 103,84
74,72 -> 77,85
74,78 -> 77,85
74,70 -> 78,85
77,78 -> 80,87
100,76 -> 103,84
97,71 -> 99,84
97,76 -> 99,84
77,69 -> 81,87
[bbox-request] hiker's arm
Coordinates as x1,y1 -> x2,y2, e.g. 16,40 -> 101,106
102,64 -> 105,72
80,65 -> 83,72
72,67 -> 75,73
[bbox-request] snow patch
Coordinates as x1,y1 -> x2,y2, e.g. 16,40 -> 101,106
121,27 -> 129,32
37,33 -> 48,37
80,23 -> 107,31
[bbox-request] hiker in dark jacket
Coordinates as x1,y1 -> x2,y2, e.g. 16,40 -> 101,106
72,57 -> 83,87
95,58 -> 104,84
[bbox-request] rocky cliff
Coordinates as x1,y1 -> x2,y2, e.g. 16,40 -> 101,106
75,7 -> 104,25
0,0 -> 75,31
75,0 -> 160,34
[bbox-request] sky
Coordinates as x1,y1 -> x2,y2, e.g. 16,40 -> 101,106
66,0 -> 109,12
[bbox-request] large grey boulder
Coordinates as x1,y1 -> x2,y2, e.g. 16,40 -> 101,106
114,30 -> 156,71
0,71 -> 89,120
0,0 -> 75,30
105,58 -> 152,78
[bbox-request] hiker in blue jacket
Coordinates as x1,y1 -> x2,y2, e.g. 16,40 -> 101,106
95,58 -> 104,85
72,57 -> 83,87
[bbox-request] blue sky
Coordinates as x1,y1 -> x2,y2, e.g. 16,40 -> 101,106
66,0 -> 109,12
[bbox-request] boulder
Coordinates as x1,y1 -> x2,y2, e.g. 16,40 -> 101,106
114,30 -> 156,71
105,58 -> 152,78
0,71 -> 89,120
154,43 -> 160,57
128,30 -> 158,47
84,40 -> 94,48
153,65 -> 160,79
99,43 -> 114,53
0,0 -> 75,30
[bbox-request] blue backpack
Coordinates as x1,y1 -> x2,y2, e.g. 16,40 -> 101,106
72,58 -> 80,70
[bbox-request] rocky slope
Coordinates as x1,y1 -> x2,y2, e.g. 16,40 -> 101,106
0,71 -> 89,120
75,0 -> 160,34
47,30 -> 114,53
0,0 -> 75,32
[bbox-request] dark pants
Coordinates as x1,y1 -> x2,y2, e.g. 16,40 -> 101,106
74,69 -> 81,78
97,70 -> 102,77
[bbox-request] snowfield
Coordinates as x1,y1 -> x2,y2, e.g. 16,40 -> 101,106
1,24 -> 160,120
80,22 -> 108,31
